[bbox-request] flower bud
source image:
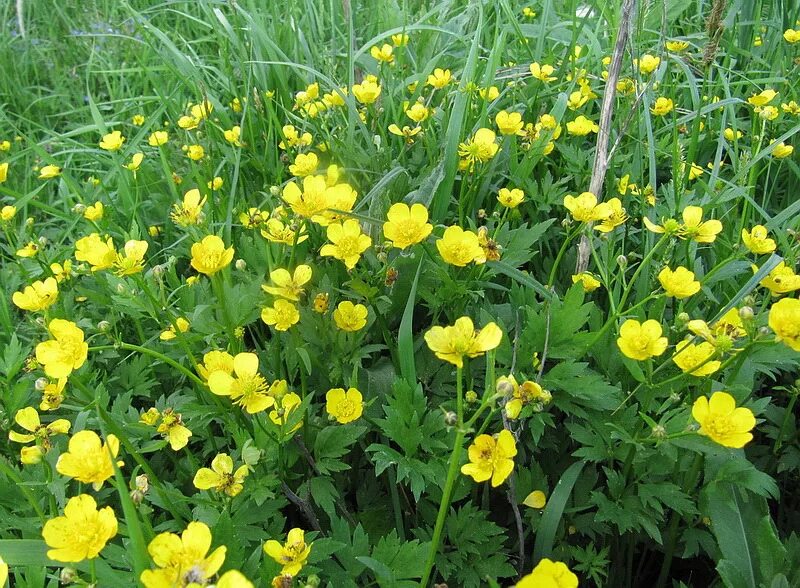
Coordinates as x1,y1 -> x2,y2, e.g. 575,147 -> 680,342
37,236 -> 48,247
152,264 -> 165,278
116,283 -> 126,294
738,306 -> 754,321
25,217 -> 34,228
35,377 -> 48,391
743,295 -> 756,307
758,326 -> 771,338
60,567 -> 78,584
616,254 -> 628,268
465,390 -> 478,403
444,411 -> 457,426
98,320 -> 111,332
269,185 -> 281,196
496,376 -> 515,396
72,203 -> 86,214
235,259 -> 247,271
652,424 -> 667,439
676,312 -> 690,326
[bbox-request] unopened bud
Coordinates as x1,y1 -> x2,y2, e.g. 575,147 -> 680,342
37,236 -> 48,247
652,424 -> 667,439
152,264 -> 165,278
72,203 -> 86,214
743,295 -> 756,307
444,411 -> 457,426
60,567 -> 78,584
465,390 -> 478,403
738,306 -> 754,321
25,216 -> 34,228
98,320 -> 111,332
116,283 -> 126,294
35,377 -> 48,391
758,326 -> 771,338
305,575 -> 321,588
676,312 -> 690,325
496,376 -> 515,396
616,254 -> 628,268
235,259 -> 247,271
269,185 -> 281,196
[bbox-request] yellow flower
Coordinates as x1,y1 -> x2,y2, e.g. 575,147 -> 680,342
388,33 -> 409,46
650,96 -> 674,116
724,127 -> 743,141
0,162 -> 8,184
785,29 -> 800,43
529,62 -> 556,82
370,43 -> 394,63
159,317 -> 190,341
113,239 -> 148,276
197,350 -> 235,381
40,378 -> 67,411
458,128 -> 499,170
282,175 -> 330,219
124,152 -> 144,174
132,114 -> 145,125
35,319 -> 88,379
405,102 -> 431,122
218,570 -> 254,588
279,125 -> 312,149
741,225 -> 776,254
692,391 -> 755,448
12,277 -> 59,312
261,299 -> 301,331
595,197 -> 627,232
84,201 -> 104,221
207,352 -> 275,413
193,453 -> 249,497
658,266 -> 701,299
262,265 -> 312,301
0,556 -> 6,586
782,100 -> 800,115
320,219 -> 372,269
758,261 -> 800,296
264,528 -> 312,576
523,490 -> 547,509
666,40 -> 689,52
522,7 -> 536,18
42,495 -> 117,563
56,430 -> 122,490
436,225 -> 484,267
572,272 -> 602,292
352,78 -> 382,104
505,379 -> 551,419
672,340 -> 720,376
769,298 -> 800,351
566,115 -> 599,135
289,152 -> 319,177
771,142 -> 794,158
426,68 -> 452,89
178,115 -> 200,130
748,89 -> 777,106
566,90 -> 588,110
326,387 -> 364,423
8,406 -> 70,464
99,130 -> 125,151
186,144 -> 205,161
260,217 -> 308,245
224,125 -> 242,146
333,301 -> 368,331
757,105 -> 780,121
461,429 -> 517,487
39,164 -> 62,179
140,522 -> 226,588
268,391 -> 302,431
190,235 -> 234,275
148,130 -> 169,146
478,86 -> 500,100
16,241 -> 39,258
1,204 -> 15,220
424,316 -> 502,367
313,292 -> 330,313
563,191 -> 611,223
681,205 -> 722,243
495,110 -> 524,135
636,54 -> 661,74
383,203 -> 433,249
171,188 -> 206,227
516,559 -> 579,588
388,123 -> 422,143
617,319 -> 668,361
497,187 -> 525,208
75,233 -> 117,271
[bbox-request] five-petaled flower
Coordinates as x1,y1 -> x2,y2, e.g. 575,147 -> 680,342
461,429 -> 517,487
326,387 -> 364,424
263,528 -> 312,576
193,453 -> 249,496
42,495 -> 117,563
692,391 -> 755,448
424,317 -> 502,367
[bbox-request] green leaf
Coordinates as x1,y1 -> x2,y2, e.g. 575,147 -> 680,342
398,260 -> 422,386
533,461 -> 587,564
314,425 -> 367,475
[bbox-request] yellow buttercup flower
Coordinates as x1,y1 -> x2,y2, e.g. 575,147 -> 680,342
333,301 -> 368,331
264,528 -> 312,576
563,191 -> 611,223
617,319 -> 668,361
424,316 -> 502,367
495,110 -> 524,136
771,142 -> 794,158
261,299 -> 301,331
99,130 -> 125,151
269,392 -> 302,431
262,265 -> 312,301
497,188 -> 525,208
193,453 -> 249,497
42,495 -> 117,562
529,62 -> 556,82
650,96 -> 674,116
190,235 -> 234,275
326,387 -> 364,423
224,125 -> 242,146
12,277 -> 59,312
207,352 -> 275,413
144,408 -> 192,451
572,272 -> 602,292
595,197 -> 627,232
370,43 -> 394,63
197,350 -> 234,381
461,429 -> 517,487
391,33 -> 409,47
757,105 -> 779,121
84,201 -> 104,221
35,319 -> 88,379
75,233 -> 117,271
785,29 -> 800,43
516,559 -> 579,588
279,124 -> 313,149
405,102 -> 431,122
741,225 -> 776,254
636,54 -> 661,74
56,430 -> 122,490
172,188 -> 206,227
658,266 -> 701,299
320,219 -> 372,269
436,225 -> 484,266
672,340 -> 720,376
39,164 -> 62,179
217,570 -> 254,588
566,90 -> 588,110
260,216 -> 308,245
681,205 -> 722,243
132,114 -> 145,125
426,68 -> 452,89
724,128 -> 743,141
186,144 -> 205,161
504,378 -> 551,419
8,406 -> 70,464
289,152 -> 319,177
352,78 -> 382,104
0,162 -> 8,184
16,241 -> 39,258
692,391 -> 755,448
49,260 -> 72,283
748,89 -> 777,107
769,298 -> 800,351
782,100 -> 800,115
113,239 -> 148,276
40,378 -> 67,411
478,86 -> 500,100
140,522 -> 226,588
148,130 -> 169,146
757,261 -> 800,296
388,123 -> 422,143
159,317 -> 190,341
458,128 -> 499,170
1,204 -> 15,220
383,202 -> 433,249
282,175 -> 330,219
666,40 -> 689,52
566,115 -> 599,135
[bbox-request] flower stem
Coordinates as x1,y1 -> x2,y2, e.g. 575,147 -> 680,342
88,342 -> 205,388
